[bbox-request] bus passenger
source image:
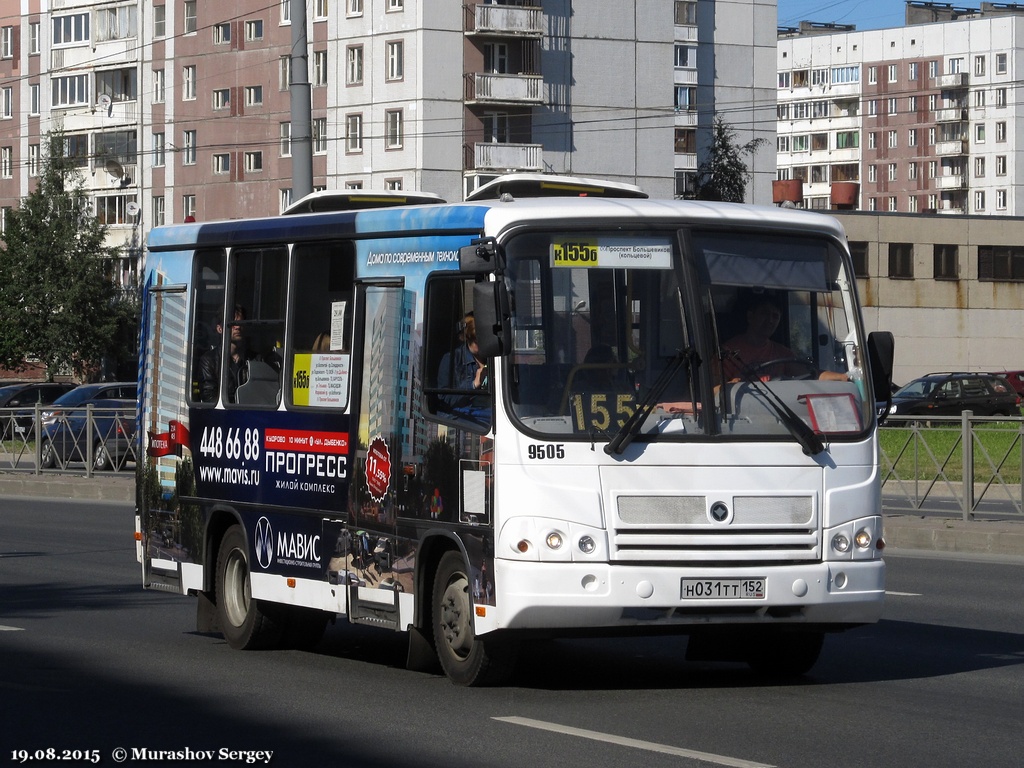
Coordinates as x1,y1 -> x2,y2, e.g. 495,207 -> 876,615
198,304 -> 249,402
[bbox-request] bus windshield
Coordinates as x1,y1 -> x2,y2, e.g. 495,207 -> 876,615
503,228 -> 870,442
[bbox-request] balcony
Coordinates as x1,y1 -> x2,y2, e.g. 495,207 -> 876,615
934,72 -> 968,89
467,3 -> 544,37
935,107 -> 967,122
934,139 -> 967,156
935,174 -> 966,190
472,142 -> 543,172
466,73 -> 544,105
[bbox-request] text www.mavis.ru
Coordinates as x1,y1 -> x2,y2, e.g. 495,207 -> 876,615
198,464 -> 259,486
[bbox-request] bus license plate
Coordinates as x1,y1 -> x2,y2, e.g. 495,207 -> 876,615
680,578 -> 765,600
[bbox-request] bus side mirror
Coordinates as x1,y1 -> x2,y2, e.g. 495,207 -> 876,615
867,330 -> 895,405
460,239 -> 499,273
473,280 -> 511,358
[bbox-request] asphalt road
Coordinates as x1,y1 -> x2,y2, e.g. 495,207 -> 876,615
1,497 -> 1022,768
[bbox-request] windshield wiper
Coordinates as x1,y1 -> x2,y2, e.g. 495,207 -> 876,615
605,348 -> 695,456
726,352 -> 825,457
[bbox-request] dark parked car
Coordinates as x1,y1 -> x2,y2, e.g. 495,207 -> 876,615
0,382 -> 77,439
887,372 -> 1021,418
38,382 -> 138,471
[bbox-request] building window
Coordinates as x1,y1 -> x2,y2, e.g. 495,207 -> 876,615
29,84 -> 39,115
887,130 -> 897,148
1,147 -> 11,178
315,0 -> 329,19
909,61 -> 919,80
975,90 -> 986,108
887,64 -> 897,82
280,122 -> 291,156
313,117 -> 327,154
280,0 -> 291,23
975,123 -> 985,144
934,245 -> 958,280
867,165 -> 877,183
867,66 -> 877,84
245,85 -> 263,106
347,46 -> 363,85
153,133 -> 165,167
979,245 -> 1024,281
908,128 -> 917,146
675,128 -> 697,154
29,21 -> 40,54
348,0 -> 363,16
279,56 -> 291,90
245,151 -> 263,172
675,0 -> 697,24
153,69 -> 165,103
346,114 -> 363,153
996,155 -> 1007,176
1,27 -> 13,58
51,75 -> 89,108
675,44 -> 696,68
154,6 -> 166,38
929,60 -> 939,78
280,189 -> 293,213
887,98 -> 897,115
214,22 -> 230,44
96,68 -> 138,103
387,0 -> 404,10
887,197 -> 897,212
908,162 -> 918,180
153,196 -> 165,227
674,86 -> 696,112
908,95 -> 917,111
888,243 -> 913,278
385,109 -> 403,149
975,191 -> 986,211
909,196 -> 919,213
928,160 -> 937,178
778,72 -> 790,89
345,180 -> 364,190
213,153 -> 230,174
974,55 -> 986,76
245,20 -> 263,40
313,51 -> 327,87
28,144 -> 39,177
385,177 -> 403,190
996,87 -> 1007,107
997,189 -> 1007,210
996,52 -> 1008,74
811,133 -> 828,151
867,132 -> 876,150
183,194 -> 196,220
183,65 -> 196,100
996,121 -> 1007,142
849,242 -> 869,278
212,88 -> 230,110
183,1 -> 196,35
887,163 -> 897,181
777,135 -> 790,153
386,41 -> 404,81
53,13 -> 90,46
96,195 -> 135,226
183,130 -> 196,165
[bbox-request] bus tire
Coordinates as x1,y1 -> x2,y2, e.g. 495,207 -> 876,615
431,551 -> 517,686
746,630 -> 824,677
215,524 -> 284,650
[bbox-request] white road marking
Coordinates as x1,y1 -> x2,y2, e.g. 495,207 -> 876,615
493,716 -> 774,768
0,625 -> 24,631
886,590 -> 921,596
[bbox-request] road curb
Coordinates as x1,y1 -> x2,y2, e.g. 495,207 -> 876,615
0,474 -> 134,503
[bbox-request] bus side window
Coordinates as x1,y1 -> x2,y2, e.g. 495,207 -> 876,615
422,275 -> 491,429
227,246 -> 288,407
190,249 -> 227,404
288,242 -> 356,409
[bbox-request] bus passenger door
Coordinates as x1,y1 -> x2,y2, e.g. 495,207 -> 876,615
347,283 -> 407,628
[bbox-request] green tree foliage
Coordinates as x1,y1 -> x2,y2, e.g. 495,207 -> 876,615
693,116 -> 767,203
0,130 -> 124,381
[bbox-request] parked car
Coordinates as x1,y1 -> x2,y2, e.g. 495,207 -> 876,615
0,382 -> 77,439
887,372 -> 1021,418
998,370 -> 1024,398
38,382 -> 138,471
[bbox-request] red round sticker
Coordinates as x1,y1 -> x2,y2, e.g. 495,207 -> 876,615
365,436 -> 392,502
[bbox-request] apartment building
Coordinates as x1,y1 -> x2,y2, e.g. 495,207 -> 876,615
777,2 -> 1024,215
0,0 -> 775,283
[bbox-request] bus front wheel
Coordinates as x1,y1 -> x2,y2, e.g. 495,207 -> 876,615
431,551 -> 517,686
215,525 -> 284,650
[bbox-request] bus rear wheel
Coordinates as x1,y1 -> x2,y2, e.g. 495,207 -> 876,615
431,551 -> 517,686
215,525 -> 284,650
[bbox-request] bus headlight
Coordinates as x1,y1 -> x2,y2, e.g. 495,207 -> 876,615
831,533 -> 851,553
855,528 -> 873,549
545,532 -> 564,550
578,535 -> 596,554
498,517 -> 608,562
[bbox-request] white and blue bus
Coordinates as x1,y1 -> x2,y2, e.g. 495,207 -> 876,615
136,189 -> 894,685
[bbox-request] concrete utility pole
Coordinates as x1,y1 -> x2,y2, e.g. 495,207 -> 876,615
289,0 -> 313,202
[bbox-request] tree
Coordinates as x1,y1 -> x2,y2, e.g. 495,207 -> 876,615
693,116 -> 767,203
0,130 -> 125,381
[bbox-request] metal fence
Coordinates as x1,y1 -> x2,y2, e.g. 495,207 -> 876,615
880,412 -> 1023,520
0,404 -> 137,478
